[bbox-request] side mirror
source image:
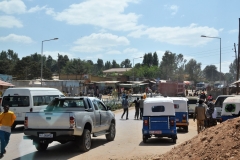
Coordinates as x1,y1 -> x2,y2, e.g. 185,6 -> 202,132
107,106 -> 111,110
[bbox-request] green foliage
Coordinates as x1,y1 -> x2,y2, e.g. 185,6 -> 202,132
120,59 -> 131,68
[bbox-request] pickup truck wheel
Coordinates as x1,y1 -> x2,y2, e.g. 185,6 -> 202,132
78,129 -> 91,152
35,142 -> 48,151
106,123 -> 116,141
11,124 -> 16,130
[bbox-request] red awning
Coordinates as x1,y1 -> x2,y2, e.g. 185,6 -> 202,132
0,80 -> 14,87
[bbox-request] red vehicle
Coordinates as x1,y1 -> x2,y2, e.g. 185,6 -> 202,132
158,81 -> 185,97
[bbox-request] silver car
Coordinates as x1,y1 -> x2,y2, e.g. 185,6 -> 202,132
187,96 -> 199,116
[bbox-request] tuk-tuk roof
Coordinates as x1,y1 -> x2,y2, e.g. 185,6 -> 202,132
143,97 -> 175,116
169,97 -> 188,112
223,96 -> 240,103
222,97 -> 240,115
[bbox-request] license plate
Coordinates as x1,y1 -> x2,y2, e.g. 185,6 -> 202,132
149,130 -> 162,134
182,120 -> 186,122
16,113 -> 22,117
39,133 -> 53,138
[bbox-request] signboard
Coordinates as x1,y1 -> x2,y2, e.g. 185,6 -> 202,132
0,74 -> 12,82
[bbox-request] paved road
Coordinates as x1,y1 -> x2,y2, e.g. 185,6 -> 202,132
4,108 -> 198,160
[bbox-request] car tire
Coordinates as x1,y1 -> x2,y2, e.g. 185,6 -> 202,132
11,124 -> 16,130
35,142 -> 49,151
106,123 -> 116,141
184,126 -> 188,132
77,129 -> 91,152
143,135 -> 148,143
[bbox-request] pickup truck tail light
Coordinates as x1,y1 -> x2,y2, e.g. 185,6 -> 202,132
169,119 -> 174,126
30,108 -> 33,112
24,117 -> 28,129
70,116 -> 75,128
182,114 -> 186,120
144,119 -> 148,126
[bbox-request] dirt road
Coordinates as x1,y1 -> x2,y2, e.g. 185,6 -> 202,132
5,107 -> 198,160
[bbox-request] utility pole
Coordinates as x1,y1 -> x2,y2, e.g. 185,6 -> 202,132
58,53 -> 60,79
237,18 -> 240,94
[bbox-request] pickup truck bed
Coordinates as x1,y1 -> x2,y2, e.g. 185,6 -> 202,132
23,97 -> 116,152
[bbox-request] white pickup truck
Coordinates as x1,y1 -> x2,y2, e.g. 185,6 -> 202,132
23,97 -> 116,152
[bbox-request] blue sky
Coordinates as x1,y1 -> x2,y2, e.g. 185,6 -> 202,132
0,0 -> 239,73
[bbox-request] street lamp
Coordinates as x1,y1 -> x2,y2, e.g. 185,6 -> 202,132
201,35 -> 221,83
41,38 -> 58,86
132,57 -> 143,81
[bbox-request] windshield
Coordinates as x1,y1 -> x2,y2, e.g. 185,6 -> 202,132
2,96 -> 30,107
46,98 -> 87,111
196,84 -> 204,87
188,99 -> 198,104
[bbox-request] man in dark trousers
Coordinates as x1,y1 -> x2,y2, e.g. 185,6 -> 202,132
130,97 -> 140,120
121,96 -> 129,120
139,96 -> 144,120
0,105 -> 16,158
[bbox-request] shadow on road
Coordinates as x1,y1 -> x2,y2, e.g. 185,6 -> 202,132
139,137 -> 175,146
12,138 -> 110,160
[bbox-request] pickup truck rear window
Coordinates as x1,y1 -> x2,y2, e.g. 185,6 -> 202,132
46,99 -> 86,110
2,96 -> 30,107
152,106 -> 165,112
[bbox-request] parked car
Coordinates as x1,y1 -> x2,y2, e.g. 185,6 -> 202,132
186,96 -> 199,117
142,97 -> 177,143
23,96 -> 116,152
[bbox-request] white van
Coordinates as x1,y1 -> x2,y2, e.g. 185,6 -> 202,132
1,87 -> 64,129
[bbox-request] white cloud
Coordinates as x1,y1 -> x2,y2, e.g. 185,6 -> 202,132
123,48 -> 138,53
106,50 -> 122,55
170,5 -> 179,15
228,29 -> 238,34
28,5 -> 47,13
0,0 -> 26,14
71,33 -> 130,52
49,0 -> 144,31
0,34 -> 33,43
0,15 -> 23,28
128,23 -> 219,46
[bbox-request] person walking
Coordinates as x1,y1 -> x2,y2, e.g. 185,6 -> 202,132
130,97 -> 140,120
193,99 -> 206,134
139,96 -> 144,120
0,105 -> 16,158
121,96 -> 129,120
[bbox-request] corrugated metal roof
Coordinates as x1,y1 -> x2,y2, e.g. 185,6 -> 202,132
103,68 -> 132,73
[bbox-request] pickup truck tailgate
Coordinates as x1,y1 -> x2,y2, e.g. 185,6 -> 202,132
27,112 -> 71,129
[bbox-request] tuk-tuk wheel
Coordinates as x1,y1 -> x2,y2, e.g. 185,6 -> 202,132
172,138 -> 176,143
184,126 -> 188,132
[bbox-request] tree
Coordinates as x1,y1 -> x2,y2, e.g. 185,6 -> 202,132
229,58 -> 237,81
112,60 -> 120,68
152,52 -> 159,66
203,65 -> 218,81
185,59 -> 202,82
120,59 -> 131,68
105,61 -> 111,69
159,51 -> 178,80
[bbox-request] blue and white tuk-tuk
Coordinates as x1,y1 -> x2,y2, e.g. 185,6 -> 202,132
221,97 -> 240,122
142,97 -> 177,143
170,97 -> 189,132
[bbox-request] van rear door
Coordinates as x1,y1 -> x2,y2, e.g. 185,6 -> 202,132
2,96 -> 30,122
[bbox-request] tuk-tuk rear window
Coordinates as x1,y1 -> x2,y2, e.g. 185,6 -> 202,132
152,106 -> 165,112
2,96 -> 30,107
225,104 -> 236,112
174,104 -> 179,109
